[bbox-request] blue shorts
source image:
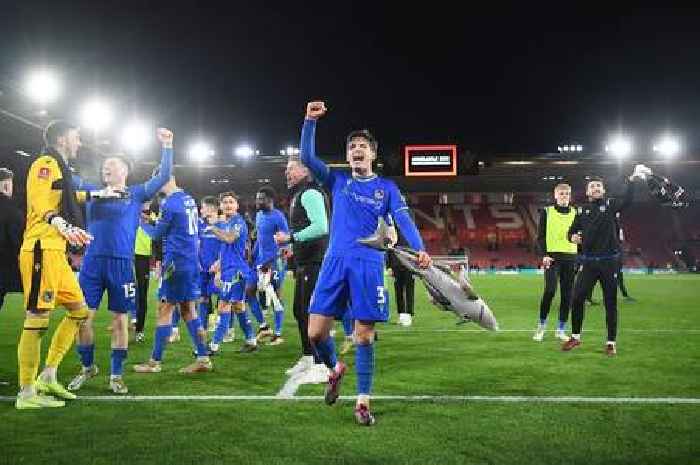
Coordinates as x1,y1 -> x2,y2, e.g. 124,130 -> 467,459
158,268 -> 201,304
219,268 -> 254,303
309,256 -> 389,322
200,271 -> 217,297
79,255 -> 136,313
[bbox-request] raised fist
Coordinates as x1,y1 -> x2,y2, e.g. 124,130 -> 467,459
157,128 -> 174,148
306,101 -> 327,120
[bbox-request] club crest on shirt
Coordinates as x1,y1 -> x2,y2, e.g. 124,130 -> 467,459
38,167 -> 51,179
599,205 -> 606,212
42,291 -> 54,303
374,189 -> 385,200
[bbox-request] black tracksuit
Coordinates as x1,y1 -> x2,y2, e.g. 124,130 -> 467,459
568,180 -> 635,342
0,194 -> 24,310
536,205 -> 577,325
388,220 -> 415,317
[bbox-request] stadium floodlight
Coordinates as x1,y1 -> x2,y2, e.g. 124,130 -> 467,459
235,145 -> 254,158
121,121 -> 151,153
25,69 -> 60,105
189,141 -> 215,161
80,99 -> 113,132
605,135 -> 633,158
558,143 -> 583,153
653,135 -> 681,158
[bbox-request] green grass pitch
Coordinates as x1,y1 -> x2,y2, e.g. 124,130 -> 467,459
0,274 -> 698,465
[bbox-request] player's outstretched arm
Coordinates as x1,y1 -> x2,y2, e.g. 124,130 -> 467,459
143,128 -> 175,199
300,101 -> 330,185
210,225 -> 240,244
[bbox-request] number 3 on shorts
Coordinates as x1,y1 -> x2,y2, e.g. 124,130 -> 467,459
377,286 -> 385,305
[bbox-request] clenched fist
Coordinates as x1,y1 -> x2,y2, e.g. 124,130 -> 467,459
157,128 -> 174,148
306,101 -> 327,120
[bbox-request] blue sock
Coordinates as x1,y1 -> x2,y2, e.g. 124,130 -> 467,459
248,296 -> 266,326
273,309 -> 284,336
236,312 -> 254,341
313,337 -> 337,370
110,348 -> 128,376
151,324 -> 172,361
342,313 -> 354,337
355,342 -> 374,395
199,302 -> 210,328
213,312 -> 232,344
539,318 -> 547,326
77,344 -> 95,368
186,319 -> 208,357
172,308 -> 181,327
558,320 -> 566,331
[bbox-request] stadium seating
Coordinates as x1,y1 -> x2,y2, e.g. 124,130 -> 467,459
410,194 -> 700,269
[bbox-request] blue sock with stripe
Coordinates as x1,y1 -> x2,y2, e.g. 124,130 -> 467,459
273,309 -> 284,336
236,312 -> 254,341
151,324 -> 172,361
313,336 -> 337,370
186,319 -> 208,357
356,342 -> 374,395
77,344 -> 95,368
342,312 -> 354,337
172,308 -> 181,328
199,301 -> 210,329
213,312 -> 232,344
110,348 -> 128,376
248,296 -> 266,326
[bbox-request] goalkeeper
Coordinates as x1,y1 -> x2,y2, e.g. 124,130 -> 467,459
16,121 -> 98,409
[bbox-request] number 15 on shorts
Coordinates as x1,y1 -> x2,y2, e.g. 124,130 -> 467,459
123,283 -> 136,298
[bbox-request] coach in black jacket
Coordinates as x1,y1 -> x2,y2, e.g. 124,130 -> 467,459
0,168 -> 24,310
275,159 -> 329,379
562,170 -> 644,356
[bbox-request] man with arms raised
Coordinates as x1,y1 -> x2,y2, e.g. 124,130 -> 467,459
300,101 -> 431,425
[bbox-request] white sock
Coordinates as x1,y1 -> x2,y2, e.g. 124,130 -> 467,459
357,394 -> 371,407
571,334 -> 581,340
41,366 -> 57,383
607,341 -> 616,347
19,385 -> 37,397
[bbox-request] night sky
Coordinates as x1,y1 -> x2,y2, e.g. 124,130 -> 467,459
1,4 -> 699,159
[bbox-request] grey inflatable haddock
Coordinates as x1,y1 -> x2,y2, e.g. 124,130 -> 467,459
358,218 -> 498,331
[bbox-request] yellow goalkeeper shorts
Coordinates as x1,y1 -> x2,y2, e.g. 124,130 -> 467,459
19,243 -> 84,311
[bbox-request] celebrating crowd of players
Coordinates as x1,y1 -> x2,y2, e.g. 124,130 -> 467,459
2,99 -> 654,426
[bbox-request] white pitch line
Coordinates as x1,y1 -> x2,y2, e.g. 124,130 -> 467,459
1,395 -> 698,404
381,328 -> 700,333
